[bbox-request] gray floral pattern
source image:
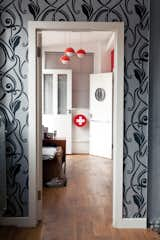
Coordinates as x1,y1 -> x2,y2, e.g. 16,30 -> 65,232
0,0 -> 149,217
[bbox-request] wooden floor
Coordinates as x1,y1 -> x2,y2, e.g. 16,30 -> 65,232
0,155 -> 159,240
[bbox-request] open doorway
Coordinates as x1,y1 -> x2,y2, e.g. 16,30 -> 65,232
28,22 -> 124,228
40,31 -> 114,233
41,31 -> 114,158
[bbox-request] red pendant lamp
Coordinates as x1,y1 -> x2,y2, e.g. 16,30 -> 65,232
60,55 -> 70,64
65,47 -> 75,57
76,49 -> 86,58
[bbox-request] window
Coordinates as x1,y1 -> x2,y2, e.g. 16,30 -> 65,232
43,74 -> 53,114
58,74 -> 67,114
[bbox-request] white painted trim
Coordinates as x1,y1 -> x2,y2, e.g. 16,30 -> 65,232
28,21 -> 123,32
28,24 -> 38,227
36,31 -> 43,221
42,69 -> 72,74
0,217 -> 36,227
106,32 -> 115,52
24,21 -> 142,229
112,24 -> 124,228
113,218 -> 147,229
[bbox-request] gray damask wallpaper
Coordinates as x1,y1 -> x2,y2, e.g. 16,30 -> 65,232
0,0 -> 149,217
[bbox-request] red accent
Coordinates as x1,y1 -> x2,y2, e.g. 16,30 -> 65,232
73,114 -> 87,127
76,49 -> 86,54
76,49 -> 86,58
65,47 -> 75,53
60,55 -> 70,64
65,47 -> 75,56
60,55 -> 70,61
111,49 -> 114,72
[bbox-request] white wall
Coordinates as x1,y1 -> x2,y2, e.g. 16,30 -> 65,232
72,108 -> 89,154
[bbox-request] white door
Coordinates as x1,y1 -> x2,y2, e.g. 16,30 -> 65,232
36,32 -> 42,220
42,69 -> 72,154
89,73 -> 112,158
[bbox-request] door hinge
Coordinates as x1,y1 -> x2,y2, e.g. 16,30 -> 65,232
37,46 -> 41,58
37,190 -> 41,200
112,144 -> 113,149
68,109 -> 72,114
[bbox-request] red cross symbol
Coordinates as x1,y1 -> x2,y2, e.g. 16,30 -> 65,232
74,114 -> 87,127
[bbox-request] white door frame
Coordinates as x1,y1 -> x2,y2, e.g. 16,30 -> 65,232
27,21 -> 146,229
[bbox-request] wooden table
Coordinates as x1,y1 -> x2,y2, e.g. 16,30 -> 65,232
43,138 -> 66,161
42,138 -> 66,183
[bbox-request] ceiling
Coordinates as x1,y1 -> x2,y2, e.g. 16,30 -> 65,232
42,31 -> 113,48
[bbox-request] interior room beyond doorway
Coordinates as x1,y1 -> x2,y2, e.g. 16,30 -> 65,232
42,30 -> 114,158
40,29 -> 114,234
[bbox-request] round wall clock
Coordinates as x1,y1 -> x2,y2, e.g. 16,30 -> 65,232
95,88 -> 106,101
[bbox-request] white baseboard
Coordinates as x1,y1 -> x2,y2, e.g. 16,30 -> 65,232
113,218 -> 147,229
72,141 -> 89,154
0,217 -> 37,227
0,216 -> 146,229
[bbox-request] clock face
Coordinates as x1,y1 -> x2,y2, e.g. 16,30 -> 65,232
95,88 -> 106,101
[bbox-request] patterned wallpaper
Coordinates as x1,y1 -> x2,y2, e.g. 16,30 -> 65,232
0,0 -> 149,217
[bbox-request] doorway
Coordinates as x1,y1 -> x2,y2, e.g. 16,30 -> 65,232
28,22 -> 124,228
41,30 -> 113,158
